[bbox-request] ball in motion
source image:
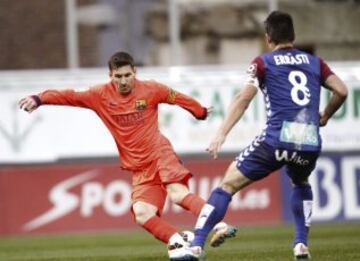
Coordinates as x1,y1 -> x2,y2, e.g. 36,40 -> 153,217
167,230 -> 195,259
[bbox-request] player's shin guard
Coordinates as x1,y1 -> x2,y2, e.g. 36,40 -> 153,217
291,184 -> 313,246
191,187 -> 232,248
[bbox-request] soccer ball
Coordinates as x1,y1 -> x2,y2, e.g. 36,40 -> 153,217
168,231 -> 195,259
168,230 -> 194,249
179,230 -> 195,245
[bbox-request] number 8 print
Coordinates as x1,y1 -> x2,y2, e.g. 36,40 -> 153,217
289,70 -> 311,106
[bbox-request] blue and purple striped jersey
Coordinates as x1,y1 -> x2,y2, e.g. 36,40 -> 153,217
248,48 -> 334,151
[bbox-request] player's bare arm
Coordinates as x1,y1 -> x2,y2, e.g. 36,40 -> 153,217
320,74 -> 348,126
207,84 -> 257,159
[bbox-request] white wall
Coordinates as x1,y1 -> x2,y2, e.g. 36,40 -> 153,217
1,63 -> 359,163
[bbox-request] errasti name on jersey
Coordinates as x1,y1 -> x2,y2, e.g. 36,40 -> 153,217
274,53 -> 310,65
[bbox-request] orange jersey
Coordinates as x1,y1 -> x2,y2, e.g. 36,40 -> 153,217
38,79 -> 207,170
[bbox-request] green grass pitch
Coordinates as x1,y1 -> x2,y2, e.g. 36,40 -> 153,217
0,222 -> 359,261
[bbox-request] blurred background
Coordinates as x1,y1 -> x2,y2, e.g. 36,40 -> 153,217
1,0 -> 360,69
0,0 -> 360,253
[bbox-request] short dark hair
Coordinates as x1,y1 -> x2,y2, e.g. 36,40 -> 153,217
264,11 -> 295,44
108,51 -> 135,71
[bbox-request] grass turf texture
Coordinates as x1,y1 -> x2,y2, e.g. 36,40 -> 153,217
0,223 -> 359,261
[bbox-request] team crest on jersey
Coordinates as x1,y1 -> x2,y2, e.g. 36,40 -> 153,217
135,99 -> 147,110
246,63 -> 257,76
167,88 -> 176,103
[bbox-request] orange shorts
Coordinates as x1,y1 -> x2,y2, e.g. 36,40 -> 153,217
131,150 -> 191,214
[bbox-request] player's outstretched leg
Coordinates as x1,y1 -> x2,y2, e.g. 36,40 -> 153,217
291,184 -> 313,259
169,183 -> 238,248
193,188 -> 233,248
142,215 -> 178,243
179,192 -> 237,248
132,200 -> 194,259
141,214 -> 200,260
169,187 -> 233,260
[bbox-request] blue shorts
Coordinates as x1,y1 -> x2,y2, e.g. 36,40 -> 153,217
236,139 -> 320,184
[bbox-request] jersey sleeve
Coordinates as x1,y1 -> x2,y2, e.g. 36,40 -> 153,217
38,86 -> 100,110
319,58 -> 335,84
155,82 -> 207,120
244,56 -> 265,88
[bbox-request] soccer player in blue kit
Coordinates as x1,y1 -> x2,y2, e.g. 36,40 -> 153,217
173,11 -> 348,260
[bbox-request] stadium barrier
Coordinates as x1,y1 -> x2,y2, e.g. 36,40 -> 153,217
0,158 -> 281,235
1,152 -> 359,235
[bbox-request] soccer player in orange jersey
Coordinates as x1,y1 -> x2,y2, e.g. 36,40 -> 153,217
19,51 -> 236,259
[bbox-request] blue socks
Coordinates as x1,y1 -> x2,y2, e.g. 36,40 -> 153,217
191,187 -> 232,248
191,184 -> 313,249
291,184 -> 313,246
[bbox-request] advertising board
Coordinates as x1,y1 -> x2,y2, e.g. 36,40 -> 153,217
0,158 -> 281,235
281,152 -> 360,223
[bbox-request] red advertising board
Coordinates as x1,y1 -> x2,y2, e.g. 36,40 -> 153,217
0,158 -> 282,235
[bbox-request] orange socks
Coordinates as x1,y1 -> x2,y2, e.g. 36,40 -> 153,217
142,216 -> 178,243
141,194 -> 206,243
179,193 -> 206,216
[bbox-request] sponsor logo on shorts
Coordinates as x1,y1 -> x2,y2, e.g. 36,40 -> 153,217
275,150 -> 310,165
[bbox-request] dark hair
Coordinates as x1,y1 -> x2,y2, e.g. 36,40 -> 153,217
108,51 -> 135,71
264,11 -> 295,44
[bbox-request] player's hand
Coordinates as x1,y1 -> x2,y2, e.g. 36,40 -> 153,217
207,133 -> 226,159
198,106 -> 214,120
319,111 -> 329,127
207,106 -> 214,116
19,96 -> 38,113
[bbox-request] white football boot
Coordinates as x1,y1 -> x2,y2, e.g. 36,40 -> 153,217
168,222 -> 237,260
210,222 -> 238,247
293,243 -> 311,259
169,245 -> 205,261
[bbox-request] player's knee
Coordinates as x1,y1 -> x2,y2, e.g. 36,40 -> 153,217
167,189 -> 188,204
133,208 -> 153,225
219,162 -> 251,194
132,205 -> 156,225
221,181 -> 239,194
166,184 -> 189,204
221,172 -> 252,193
